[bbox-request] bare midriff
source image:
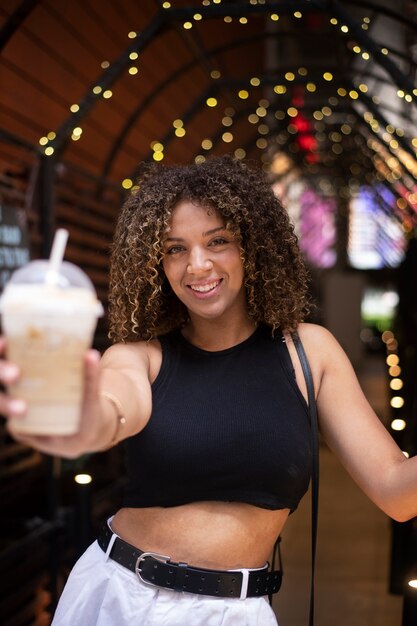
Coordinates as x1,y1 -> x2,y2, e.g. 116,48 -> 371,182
111,502 -> 290,570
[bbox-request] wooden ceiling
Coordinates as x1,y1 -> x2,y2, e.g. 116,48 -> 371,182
0,0 -> 416,222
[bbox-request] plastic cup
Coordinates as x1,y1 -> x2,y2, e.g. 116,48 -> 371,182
0,260 -> 103,435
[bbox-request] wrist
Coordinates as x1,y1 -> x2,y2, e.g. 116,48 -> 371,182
99,392 -> 127,450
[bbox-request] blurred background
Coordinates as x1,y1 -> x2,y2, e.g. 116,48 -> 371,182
0,1 -> 416,624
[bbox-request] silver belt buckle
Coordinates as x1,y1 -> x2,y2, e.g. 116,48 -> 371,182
135,551 -> 171,587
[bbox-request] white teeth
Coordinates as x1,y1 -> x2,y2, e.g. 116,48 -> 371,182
189,281 -> 219,293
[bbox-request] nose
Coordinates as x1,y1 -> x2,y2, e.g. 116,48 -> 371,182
187,247 -> 213,274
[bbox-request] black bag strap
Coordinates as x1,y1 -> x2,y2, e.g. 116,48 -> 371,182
291,331 -> 319,626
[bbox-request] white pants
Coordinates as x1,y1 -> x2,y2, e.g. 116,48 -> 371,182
51,540 -> 279,626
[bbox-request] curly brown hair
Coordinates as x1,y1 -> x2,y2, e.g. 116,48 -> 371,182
108,155 -> 310,342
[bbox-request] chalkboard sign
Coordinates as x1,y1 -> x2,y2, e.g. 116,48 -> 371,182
0,205 -> 30,291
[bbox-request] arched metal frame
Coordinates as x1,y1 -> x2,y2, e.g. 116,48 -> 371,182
12,0 -> 417,248
45,0 -> 417,156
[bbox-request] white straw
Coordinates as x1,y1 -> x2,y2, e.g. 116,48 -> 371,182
45,228 -> 69,285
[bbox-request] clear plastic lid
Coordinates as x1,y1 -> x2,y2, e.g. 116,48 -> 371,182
8,260 -> 96,291
0,260 -> 103,316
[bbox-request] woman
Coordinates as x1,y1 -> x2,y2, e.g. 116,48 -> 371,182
2,156 -> 416,626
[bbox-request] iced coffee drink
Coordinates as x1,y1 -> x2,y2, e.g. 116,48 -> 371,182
0,256 -> 103,435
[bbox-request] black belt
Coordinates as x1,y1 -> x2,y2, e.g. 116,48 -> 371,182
97,523 -> 282,599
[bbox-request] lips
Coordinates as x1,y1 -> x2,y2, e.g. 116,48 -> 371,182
186,278 -> 223,296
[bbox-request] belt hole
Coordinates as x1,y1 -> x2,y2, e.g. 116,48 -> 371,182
185,573 -> 189,579
153,564 -> 158,569
199,587 -> 203,592
215,589 -> 219,595
201,576 -> 205,581
231,577 -> 236,583
168,569 -> 173,575
217,577 -> 221,583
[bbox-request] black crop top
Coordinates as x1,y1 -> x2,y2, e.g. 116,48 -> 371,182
123,325 -> 312,511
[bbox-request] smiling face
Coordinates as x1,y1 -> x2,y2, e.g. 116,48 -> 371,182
162,199 -> 247,325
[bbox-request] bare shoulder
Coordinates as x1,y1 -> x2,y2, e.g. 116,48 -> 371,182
286,322 -> 341,363
296,322 -> 347,366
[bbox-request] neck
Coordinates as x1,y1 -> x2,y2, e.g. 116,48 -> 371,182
182,314 -> 257,351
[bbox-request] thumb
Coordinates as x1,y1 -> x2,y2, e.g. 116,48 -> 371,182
82,349 -> 101,411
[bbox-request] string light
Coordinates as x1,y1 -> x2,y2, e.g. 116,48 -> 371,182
206,97 -> 218,107
258,124 -> 269,135
256,106 -> 267,117
391,396 -> 404,409
222,132 -> 233,143
234,148 -> 246,159
390,378 -> 404,391
74,474 -> 92,484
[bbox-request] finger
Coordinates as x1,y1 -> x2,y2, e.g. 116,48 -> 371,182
82,350 -> 101,408
0,360 -> 20,385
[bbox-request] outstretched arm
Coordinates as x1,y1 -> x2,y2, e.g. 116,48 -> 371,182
296,324 -> 417,522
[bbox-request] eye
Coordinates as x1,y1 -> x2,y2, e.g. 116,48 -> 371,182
165,245 -> 185,255
209,237 -> 229,246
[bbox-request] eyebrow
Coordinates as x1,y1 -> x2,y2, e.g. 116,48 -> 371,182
164,226 -> 227,242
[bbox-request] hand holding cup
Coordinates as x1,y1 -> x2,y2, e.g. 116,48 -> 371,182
0,229 -> 104,456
